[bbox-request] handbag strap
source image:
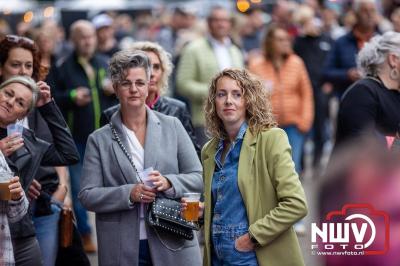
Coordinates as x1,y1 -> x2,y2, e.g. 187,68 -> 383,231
109,122 -> 143,183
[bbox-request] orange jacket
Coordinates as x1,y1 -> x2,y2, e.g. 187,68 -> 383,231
248,54 -> 314,133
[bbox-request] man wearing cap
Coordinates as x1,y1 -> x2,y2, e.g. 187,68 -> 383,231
92,13 -> 120,59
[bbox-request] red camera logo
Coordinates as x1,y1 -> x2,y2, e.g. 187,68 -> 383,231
311,204 -> 390,255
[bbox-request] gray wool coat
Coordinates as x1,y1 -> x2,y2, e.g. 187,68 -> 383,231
79,108 -> 203,266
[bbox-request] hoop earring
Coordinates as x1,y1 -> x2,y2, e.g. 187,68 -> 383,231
390,68 -> 399,80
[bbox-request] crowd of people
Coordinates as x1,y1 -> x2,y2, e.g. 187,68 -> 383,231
0,0 -> 400,265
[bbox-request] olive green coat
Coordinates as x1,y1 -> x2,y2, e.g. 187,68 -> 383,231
201,128 -> 308,266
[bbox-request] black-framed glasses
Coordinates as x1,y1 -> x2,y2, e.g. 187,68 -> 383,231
5,35 -> 34,45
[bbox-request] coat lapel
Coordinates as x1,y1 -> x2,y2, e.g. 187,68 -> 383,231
110,111 -> 139,184
238,129 -> 257,194
143,108 -> 160,169
202,138 -> 218,203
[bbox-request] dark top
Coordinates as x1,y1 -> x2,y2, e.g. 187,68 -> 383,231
335,77 -> 400,147
322,31 -> 359,96
8,101 -> 79,238
294,34 -> 333,92
54,51 -> 118,143
100,96 -> 201,157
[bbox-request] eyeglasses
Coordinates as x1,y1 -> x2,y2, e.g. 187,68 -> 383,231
119,80 -> 147,90
4,35 -> 34,45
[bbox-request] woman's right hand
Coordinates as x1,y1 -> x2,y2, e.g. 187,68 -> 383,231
9,176 -> 24,201
181,199 -> 204,219
130,184 -> 157,203
0,133 -> 24,156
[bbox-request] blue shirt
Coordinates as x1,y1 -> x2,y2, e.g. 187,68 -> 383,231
211,122 -> 249,228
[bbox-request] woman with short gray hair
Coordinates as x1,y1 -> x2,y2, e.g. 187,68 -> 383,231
79,50 -> 203,266
100,42 -> 200,157
335,31 -> 400,147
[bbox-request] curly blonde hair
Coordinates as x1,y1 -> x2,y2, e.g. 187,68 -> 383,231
204,68 -> 277,139
128,41 -> 173,95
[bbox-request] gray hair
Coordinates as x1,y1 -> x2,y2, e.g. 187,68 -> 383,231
0,75 -> 39,113
128,41 -> 173,95
357,31 -> 400,77
109,50 -> 151,85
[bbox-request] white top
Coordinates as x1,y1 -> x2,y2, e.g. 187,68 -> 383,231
209,36 -> 233,71
122,125 -> 148,240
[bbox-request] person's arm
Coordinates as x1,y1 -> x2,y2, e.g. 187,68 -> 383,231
297,61 -> 315,133
162,118 -> 203,198
176,104 -> 201,158
322,40 -> 351,85
248,129 -> 308,246
51,166 -> 70,206
7,177 -> 29,223
78,133 -> 136,213
38,101 -> 79,166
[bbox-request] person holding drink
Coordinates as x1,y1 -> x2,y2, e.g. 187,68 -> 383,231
181,192 -> 201,222
79,50 -> 203,266
196,68 -> 308,266
0,148 -> 29,265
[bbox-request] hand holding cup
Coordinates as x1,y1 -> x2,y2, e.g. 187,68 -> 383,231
181,193 -> 202,222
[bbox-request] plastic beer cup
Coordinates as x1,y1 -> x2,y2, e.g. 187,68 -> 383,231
182,192 -> 201,222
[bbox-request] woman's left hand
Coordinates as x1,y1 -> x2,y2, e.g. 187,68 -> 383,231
36,81 -> 52,107
234,233 -> 255,252
148,171 -> 171,192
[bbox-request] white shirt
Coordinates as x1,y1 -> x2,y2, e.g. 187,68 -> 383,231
209,36 -> 233,71
123,125 -> 148,240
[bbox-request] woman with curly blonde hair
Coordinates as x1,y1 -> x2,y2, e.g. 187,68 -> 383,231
200,68 -> 308,266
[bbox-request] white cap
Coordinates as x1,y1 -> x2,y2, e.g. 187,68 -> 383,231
92,14 -> 113,30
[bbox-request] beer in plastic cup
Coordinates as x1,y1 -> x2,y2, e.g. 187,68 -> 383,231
182,192 -> 201,222
0,171 -> 13,201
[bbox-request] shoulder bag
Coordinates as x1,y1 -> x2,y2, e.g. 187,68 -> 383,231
109,123 -> 198,240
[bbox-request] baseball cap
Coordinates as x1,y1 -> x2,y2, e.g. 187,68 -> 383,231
92,14 -> 113,30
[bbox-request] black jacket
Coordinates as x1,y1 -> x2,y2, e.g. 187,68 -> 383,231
54,52 -> 118,143
8,101 -> 80,238
100,96 -> 201,157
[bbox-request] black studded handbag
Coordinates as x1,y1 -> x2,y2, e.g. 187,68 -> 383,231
147,197 -> 198,240
109,123 -> 199,240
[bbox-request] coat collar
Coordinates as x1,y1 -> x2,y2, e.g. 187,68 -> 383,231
202,128 -> 257,193
109,107 -> 161,184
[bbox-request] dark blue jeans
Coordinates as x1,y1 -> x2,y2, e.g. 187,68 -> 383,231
69,142 -> 91,235
139,240 -> 152,266
282,125 -> 305,174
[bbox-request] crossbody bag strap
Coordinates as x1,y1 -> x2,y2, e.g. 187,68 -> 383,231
109,122 -> 143,183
